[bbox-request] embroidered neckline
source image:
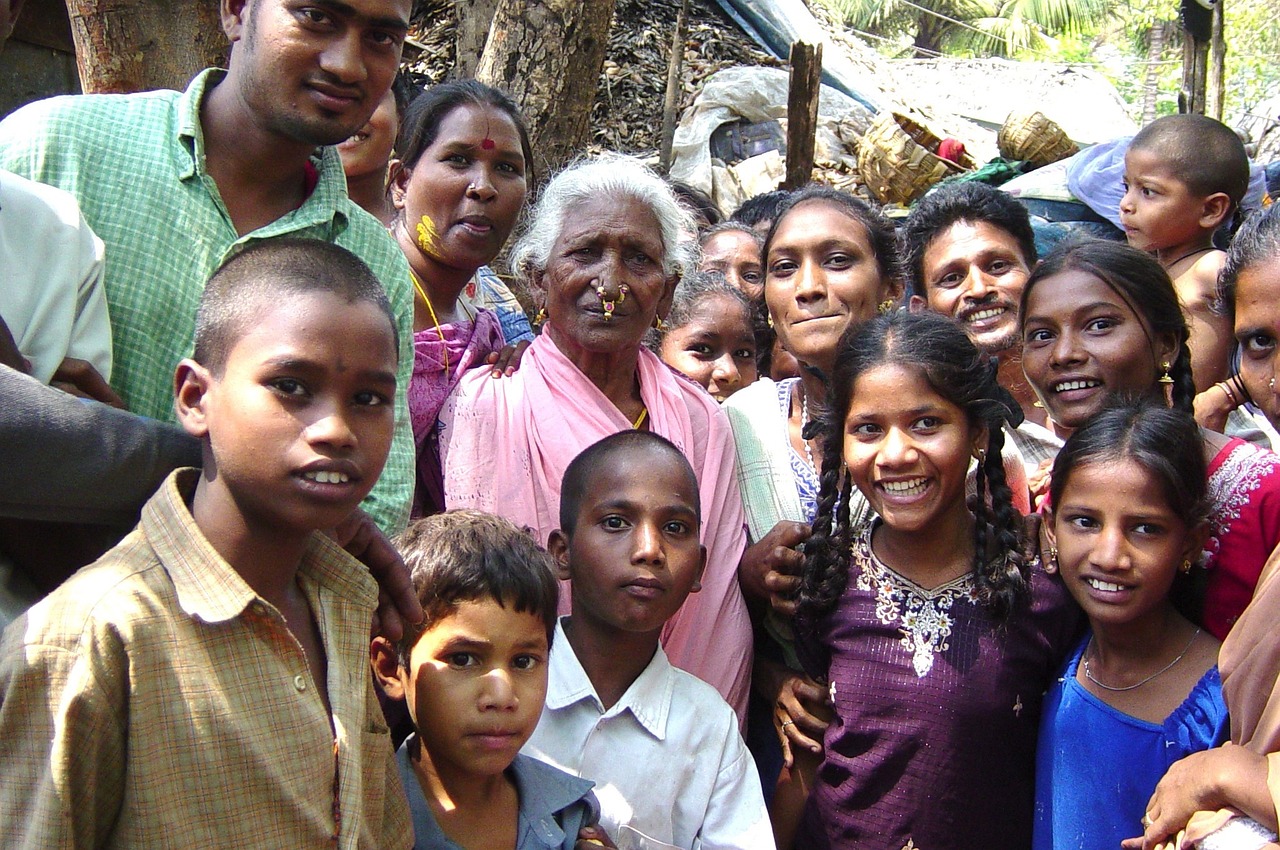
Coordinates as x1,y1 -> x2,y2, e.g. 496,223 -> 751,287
851,522 -> 979,678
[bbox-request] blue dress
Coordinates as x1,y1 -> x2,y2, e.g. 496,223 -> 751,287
1033,636 -> 1229,850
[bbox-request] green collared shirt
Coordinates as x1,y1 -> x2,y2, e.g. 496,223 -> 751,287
0,70 -> 414,533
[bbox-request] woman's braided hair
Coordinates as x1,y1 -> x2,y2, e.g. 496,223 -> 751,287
796,310 -> 1029,637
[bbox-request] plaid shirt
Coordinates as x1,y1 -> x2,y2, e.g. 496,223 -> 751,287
0,70 -> 414,533
0,469 -> 412,849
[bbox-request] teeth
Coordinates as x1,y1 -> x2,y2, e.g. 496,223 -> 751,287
1086,577 -> 1126,593
1054,379 -> 1101,393
966,307 -> 1005,322
304,470 -> 350,485
881,477 -> 927,495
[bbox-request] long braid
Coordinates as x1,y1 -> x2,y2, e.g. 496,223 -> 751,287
796,404 -> 855,627
1168,346 -> 1196,414
974,424 -> 1028,621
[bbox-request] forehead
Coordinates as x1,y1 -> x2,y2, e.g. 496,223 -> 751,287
703,230 -> 759,257
1123,145 -> 1184,182
258,0 -> 410,27
1056,457 -> 1174,512
430,103 -> 523,151
681,293 -> 750,328
576,447 -> 699,510
225,289 -> 397,364
557,195 -> 665,248
922,220 -> 1029,275
1234,257 -> 1280,323
1025,268 -> 1138,320
417,598 -> 547,646
771,200 -> 871,250
846,362 -> 959,416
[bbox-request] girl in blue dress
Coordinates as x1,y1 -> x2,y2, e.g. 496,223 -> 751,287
1034,399 -> 1229,850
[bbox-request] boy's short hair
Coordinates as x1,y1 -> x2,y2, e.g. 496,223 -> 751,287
558,432 -> 701,535
193,238 -> 398,375
394,510 -> 560,665
1130,114 -> 1250,205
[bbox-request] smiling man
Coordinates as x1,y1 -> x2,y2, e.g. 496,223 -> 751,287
903,182 -> 1062,475
0,0 -> 416,533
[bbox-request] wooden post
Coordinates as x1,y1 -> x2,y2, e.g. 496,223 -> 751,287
1207,0 -> 1225,120
783,41 -> 822,190
1179,0 -> 1211,114
658,0 -> 690,174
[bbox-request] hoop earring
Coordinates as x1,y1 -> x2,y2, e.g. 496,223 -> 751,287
534,308 -> 547,327
1159,362 -> 1174,385
653,316 -> 668,332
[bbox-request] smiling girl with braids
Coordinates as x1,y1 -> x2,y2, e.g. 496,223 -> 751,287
791,310 -> 1079,850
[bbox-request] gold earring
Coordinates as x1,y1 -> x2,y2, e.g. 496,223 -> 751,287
653,316 -> 668,332
534,308 -> 547,326
1048,546 -> 1059,570
767,314 -> 774,329
1159,362 -> 1174,385
1032,400 -> 1044,409
1180,558 -> 1193,574
878,299 -> 896,315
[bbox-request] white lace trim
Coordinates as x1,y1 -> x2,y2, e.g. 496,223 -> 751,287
851,524 -> 979,678
1206,442 -> 1280,559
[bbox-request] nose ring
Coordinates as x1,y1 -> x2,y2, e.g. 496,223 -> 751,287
1271,377 -> 1276,390
596,283 -> 629,321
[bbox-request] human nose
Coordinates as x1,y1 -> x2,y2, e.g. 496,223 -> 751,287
1089,525 -> 1131,572
466,166 -> 498,202
1048,328 -> 1084,368
709,353 -> 741,391
793,260 -> 825,304
878,426 -> 917,467
478,668 -> 518,711
319,29 -> 368,84
1119,185 -> 1136,216
304,401 -> 357,450
631,521 -> 665,565
963,267 -> 994,301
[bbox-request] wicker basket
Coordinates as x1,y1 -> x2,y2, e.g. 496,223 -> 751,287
997,110 -> 1079,167
858,112 -> 959,206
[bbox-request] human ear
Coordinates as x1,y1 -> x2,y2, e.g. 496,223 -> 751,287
388,162 -> 410,212
174,358 -> 213,439
971,426 -> 990,462
1182,520 -> 1210,568
655,271 -> 681,321
221,0 -> 249,41
1154,332 -> 1181,378
1200,193 -> 1233,231
908,294 -> 927,314
547,529 -> 572,582
370,636 -> 406,700
690,545 -> 707,594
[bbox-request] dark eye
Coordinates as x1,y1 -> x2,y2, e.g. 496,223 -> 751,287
741,269 -> 763,284
1243,333 -> 1275,356
446,652 -> 477,669
935,271 -> 963,288
273,378 -> 306,396
686,343 -> 713,357
851,422 -> 881,438
354,390 -> 390,407
1133,522 -> 1165,536
1066,514 -> 1099,531
913,416 -> 942,432
988,260 -> 1011,274
512,654 -> 541,671
1025,328 -> 1054,344
602,515 -> 628,530
298,7 -> 330,25
825,253 -> 854,270
1085,317 -> 1117,333
768,258 -> 798,277
663,520 -> 692,535
446,153 -> 470,166
734,347 -> 756,360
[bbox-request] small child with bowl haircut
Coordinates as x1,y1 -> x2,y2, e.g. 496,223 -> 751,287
524,431 -> 775,850
370,510 -> 607,850
1121,114 -> 1250,393
0,238 -> 412,847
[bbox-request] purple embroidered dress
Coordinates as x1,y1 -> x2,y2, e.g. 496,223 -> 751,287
408,308 -> 504,517
796,521 -> 1080,850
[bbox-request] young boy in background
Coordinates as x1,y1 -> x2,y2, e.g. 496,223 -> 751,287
370,510 -> 605,850
526,431 -> 774,850
0,238 -> 411,848
1121,114 -> 1250,393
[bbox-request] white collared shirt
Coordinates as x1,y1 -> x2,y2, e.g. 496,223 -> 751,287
523,619 -> 774,850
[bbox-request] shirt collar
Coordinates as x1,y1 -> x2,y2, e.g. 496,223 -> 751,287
143,468 -> 376,624
510,753 -> 598,846
545,618 -> 674,740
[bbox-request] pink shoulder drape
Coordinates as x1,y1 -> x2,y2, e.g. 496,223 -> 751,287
438,334 -> 752,723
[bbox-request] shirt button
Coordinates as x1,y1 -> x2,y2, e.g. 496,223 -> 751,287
294,674 -> 308,692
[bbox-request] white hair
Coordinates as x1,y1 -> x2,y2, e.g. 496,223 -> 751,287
510,152 -> 696,285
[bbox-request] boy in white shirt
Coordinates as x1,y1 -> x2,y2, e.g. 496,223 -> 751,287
525,431 -> 774,850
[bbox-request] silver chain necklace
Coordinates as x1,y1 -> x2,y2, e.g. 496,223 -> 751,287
1082,628 -> 1200,692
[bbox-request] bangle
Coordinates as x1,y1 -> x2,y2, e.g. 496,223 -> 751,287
1216,380 -> 1240,407
1228,372 -> 1253,406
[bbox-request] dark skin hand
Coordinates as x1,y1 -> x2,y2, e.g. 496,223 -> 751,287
739,521 -> 809,617
51,357 -> 127,408
484,339 -> 531,377
326,509 -> 424,641
1121,743 -> 1275,850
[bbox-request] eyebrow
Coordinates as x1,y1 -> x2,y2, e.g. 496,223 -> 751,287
312,0 -> 410,32
261,356 -> 397,386
594,499 -> 698,518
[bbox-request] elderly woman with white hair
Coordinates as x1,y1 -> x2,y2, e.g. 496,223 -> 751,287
437,154 -> 752,723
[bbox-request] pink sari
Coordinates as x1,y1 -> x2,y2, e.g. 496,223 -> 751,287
438,334 -> 752,723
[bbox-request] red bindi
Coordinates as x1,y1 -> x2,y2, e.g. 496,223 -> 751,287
481,137 -> 495,150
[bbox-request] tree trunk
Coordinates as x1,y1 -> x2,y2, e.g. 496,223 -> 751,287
476,0 -> 617,177
65,0 -> 225,94
1141,24 -> 1165,124
455,0 -> 500,78
1206,1 -> 1225,120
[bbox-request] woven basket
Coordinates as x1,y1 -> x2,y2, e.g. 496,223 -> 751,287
997,110 -> 1079,167
858,112 -> 958,206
